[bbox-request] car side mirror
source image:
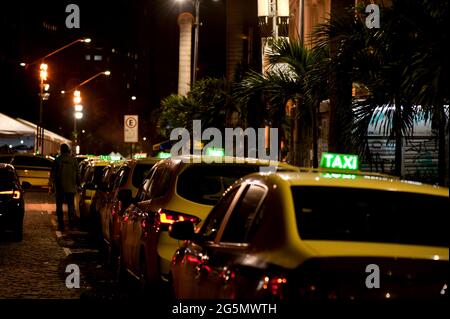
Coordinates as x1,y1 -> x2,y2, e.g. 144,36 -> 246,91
169,220 -> 195,241
118,189 -> 132,207
22,181 -> 31,189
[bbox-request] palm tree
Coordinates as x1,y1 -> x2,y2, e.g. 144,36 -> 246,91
401,0 -> 449,185
233,38 -> 328,167
312,2 -> 438,179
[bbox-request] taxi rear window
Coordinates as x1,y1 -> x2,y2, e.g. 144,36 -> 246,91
12,156 -> 53,168
292,186 -> 448,247
177,164 -> 261,206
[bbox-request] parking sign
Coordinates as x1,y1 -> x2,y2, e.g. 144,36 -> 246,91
124,115 -> 138,143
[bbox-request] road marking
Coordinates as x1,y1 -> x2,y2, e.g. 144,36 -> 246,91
63,248 -> 72,256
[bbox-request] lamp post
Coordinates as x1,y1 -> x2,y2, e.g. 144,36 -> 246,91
36,63 -> 48,154
24,37 -> 91,155
64,70 -> 110,152
65,70 -> 111,94
257,0 -> 290,161
193,0 -> 200,86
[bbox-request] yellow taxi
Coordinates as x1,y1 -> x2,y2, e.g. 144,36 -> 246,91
77,159 -> 116,220
8,154 -> 53,188
98,156 -> 160,258
169,152 -> 448,300
119,154 -> 299,292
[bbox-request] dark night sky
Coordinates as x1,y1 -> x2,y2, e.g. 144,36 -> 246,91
0,0 -> 226,154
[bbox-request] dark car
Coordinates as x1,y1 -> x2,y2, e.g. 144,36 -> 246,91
0,164 -> 29,241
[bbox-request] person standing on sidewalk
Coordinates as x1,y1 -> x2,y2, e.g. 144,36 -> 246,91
51,144 -> 80,230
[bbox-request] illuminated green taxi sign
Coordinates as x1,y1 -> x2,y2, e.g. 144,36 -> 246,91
157,152 -> 172,159
320,152 -> 359,171
205,147 -> 225,157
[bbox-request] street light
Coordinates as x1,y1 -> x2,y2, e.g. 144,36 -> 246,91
65,70 -> 111,93
25,37 -> 92,155
63,71 -> 110,151
72,90 -> 83,150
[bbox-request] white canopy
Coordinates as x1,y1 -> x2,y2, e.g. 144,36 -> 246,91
0,113 -> 35,136
15,118 -> 71,144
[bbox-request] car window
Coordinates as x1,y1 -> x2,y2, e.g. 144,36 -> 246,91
220,184 -> 266,243
135,166 -> 157,202
12,156 -> 53,167
199,187 -> 240,242
82,166 -> 94,185
100,167 -> 111,187
292,186 -> 449,247
115,167 -> 129,189
93,166 -> 106,185
132,163 -> 155,188
176,164 -> 261,206
148,166 -> 171,199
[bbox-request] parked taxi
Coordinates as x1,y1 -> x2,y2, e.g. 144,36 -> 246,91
169,153 -> 449,301
118,155 -> 298,293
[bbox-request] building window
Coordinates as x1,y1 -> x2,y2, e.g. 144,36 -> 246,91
94,55 -> 103,61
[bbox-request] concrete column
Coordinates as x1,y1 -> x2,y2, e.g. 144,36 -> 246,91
178,12 -> 194,96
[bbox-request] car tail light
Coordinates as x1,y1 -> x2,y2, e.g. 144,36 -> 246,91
0,190 -> 21,199
157,208 -> 200,230
257,274 -> 288,300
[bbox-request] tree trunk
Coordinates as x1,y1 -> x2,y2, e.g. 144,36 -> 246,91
393,103 -> 403,177
312,102 -> 319,168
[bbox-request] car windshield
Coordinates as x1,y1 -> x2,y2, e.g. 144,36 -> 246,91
12,156 -> 53,168
177,164 -> 263,206
292,186 -> 448,247
132,163 -> 154,188
0,169 -> 16,190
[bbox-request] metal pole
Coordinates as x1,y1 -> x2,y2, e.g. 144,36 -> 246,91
193,0 -> 200,86
73,116 -> 77,150
38,77 -> 44,154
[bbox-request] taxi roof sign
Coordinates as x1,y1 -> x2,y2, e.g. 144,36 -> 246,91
320,152 -> 359,171
157,152 -> 172,159
205,147 -> 225,157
